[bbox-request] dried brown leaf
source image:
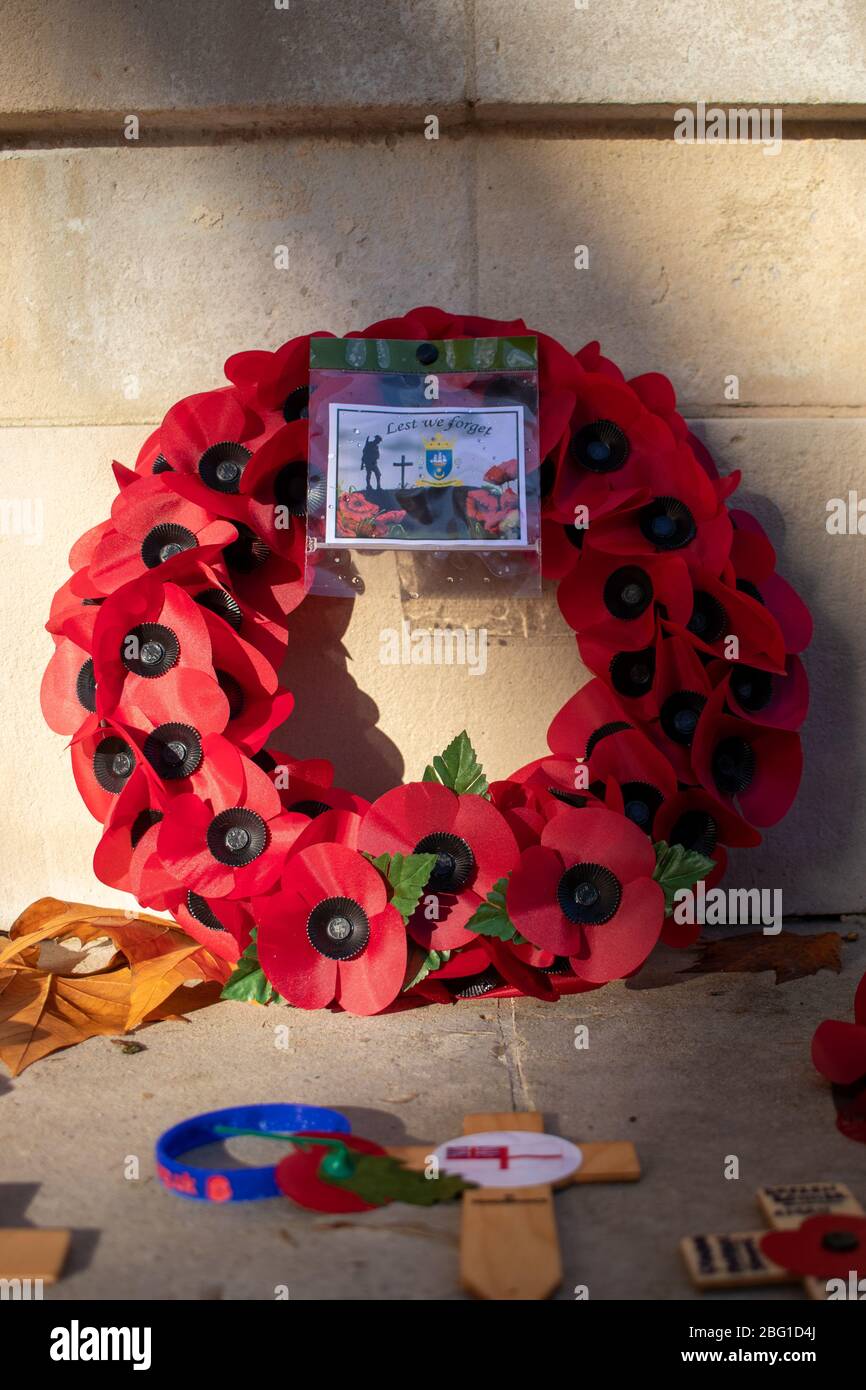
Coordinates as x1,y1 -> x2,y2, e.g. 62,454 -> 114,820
685,930 -> 843,985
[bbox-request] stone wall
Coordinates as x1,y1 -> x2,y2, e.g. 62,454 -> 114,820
3,1 -> 865,920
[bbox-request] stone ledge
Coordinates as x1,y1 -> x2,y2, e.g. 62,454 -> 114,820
1,0 -> 865,125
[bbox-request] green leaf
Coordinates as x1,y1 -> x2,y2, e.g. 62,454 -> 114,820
404,947 -> 451,991
652,840 -> 716,916
365,851 -> 437,925
464,876 -> 521,942
220,930 -> 279,1005
323,1153 -> 474,1206
422,730 -> 488,796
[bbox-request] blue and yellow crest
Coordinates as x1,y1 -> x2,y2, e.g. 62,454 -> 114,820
423,431 -> 454,481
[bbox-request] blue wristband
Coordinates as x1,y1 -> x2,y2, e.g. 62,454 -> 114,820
155,1103 -> 351,1202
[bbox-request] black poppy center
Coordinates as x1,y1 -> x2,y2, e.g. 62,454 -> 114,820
453,967 -> 503,999
730,664 -> 773,712
274,460 -> 309,517
282,386 -> 310,424
712,736 -> 756,796
603,565 -> 653,620
610,647 -> 656,699
76,658 -> 97,712
688,591 -> 728,643
736,578 -> 765,605
639,496 -> 697,551
414,832 -> 475,892
122,622 -> 180,678
621,781 -> 664,833
307,896 -> 370,961
143,722 -> 203,779
670,810 -> 718,856
198,442 -> 251,494
186,891 -> 228,933
92,736 -> 136,794
151,454 -> 172,474
141,523 -> 197,569
660,691 -> 707,746
557,862 -> 622,926
571,419 -> 630,474
548,787 -> 589,809
288,799 -> 331,819
225,523 -> 270,574
820,1230 -> 860,1254
130,808 -> 163,848
585,720 -> 632,759
195,587 -> 243,632
216,669 -> 245,720
206,807 -> 268,866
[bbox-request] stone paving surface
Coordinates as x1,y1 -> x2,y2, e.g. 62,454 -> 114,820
1,922 -> 862,1301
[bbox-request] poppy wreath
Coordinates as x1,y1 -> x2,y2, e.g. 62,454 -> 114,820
41,306 -> 813,1017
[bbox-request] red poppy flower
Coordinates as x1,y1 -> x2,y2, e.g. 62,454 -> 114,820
547,676 -> 651,769
275,1131 -> 388,1212
183,559 -> 289,671
540,485 -> 645,582
224,331 -> 331,417
198,605 -> 294,754
40,605 -> 99,735
486,771 -> 549,848
663,565 -> 786,673
87,474 -> 237,595
641,634 -> 714,781
272,757 -> 369,822
167,887 -> 254,963
70,714 -> 142,822
812,972 -> 866,1086
550,371 -> 694,522
507,808 -> 664,983
708,653 -> 809,731
577,624 -> 664,724
88,576 -> 233,736
558,540 -> 692,648
652,786 -> 763,948
761,1215 -> 866,1281
587,472 -> 733,578
156,734 -> 304,898
357,782 -> 519,951
476,935 -> 559,1001
691,683 -> 803,827
92,767 -> 177,907
255,843 -> 406,1014
158,386 -> 272,490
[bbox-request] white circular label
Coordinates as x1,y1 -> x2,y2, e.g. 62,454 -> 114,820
434,1130 -> 583,1188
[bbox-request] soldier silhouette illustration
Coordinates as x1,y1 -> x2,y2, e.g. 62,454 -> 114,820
361,434 -> 383,492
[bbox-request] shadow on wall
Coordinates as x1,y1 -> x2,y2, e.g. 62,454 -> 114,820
273,592 -> 404,800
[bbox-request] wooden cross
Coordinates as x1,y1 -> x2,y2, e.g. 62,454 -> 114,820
392,454 -> 414,488
389,1109 -> 640,1300
680,1181 -> 865,1300
0,1228 -> 70,1285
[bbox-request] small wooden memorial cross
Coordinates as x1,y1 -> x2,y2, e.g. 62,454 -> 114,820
680,1181 -> 865,1300
0,1227 -> 70,1287
389,1109 -> 640,1300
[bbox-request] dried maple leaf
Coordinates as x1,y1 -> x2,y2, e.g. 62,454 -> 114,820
685,931 -> 843,985
0,897 -> 231,1075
